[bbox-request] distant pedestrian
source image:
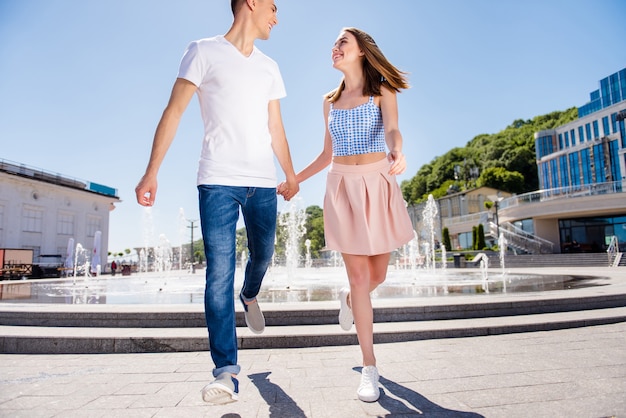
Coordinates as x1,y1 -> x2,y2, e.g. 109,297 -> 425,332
110,260 -> 117,276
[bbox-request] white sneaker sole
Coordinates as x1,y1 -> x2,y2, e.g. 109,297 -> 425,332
357,389 -> 380,402
338,289 -> 353,331
201,383 -> 238,405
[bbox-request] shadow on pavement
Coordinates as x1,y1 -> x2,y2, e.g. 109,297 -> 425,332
248,371 -> 307,418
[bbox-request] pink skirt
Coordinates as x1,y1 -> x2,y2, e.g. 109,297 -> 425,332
324,158 -> 415,255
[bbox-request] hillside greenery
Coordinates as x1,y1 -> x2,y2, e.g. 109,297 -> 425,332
400,107 -> 578,204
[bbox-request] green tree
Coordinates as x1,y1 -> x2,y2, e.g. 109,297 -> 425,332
192,239 -> 204,263
303,206 -> 325,258
236,227 -> 248,261
477,167 -> 525,193
477,224 -> 486,250
472,226 -> 478,250
442,227 -> 451,251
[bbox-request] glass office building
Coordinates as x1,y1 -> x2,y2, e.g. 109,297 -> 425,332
535,68 -> 626,191
533,68 -> 626,252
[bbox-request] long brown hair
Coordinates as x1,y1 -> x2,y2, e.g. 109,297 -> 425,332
326,27 -> 409,103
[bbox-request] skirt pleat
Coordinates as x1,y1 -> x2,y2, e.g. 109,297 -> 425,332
323,158 -> 414,255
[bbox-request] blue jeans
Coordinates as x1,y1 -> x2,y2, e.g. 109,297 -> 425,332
198,185 -> 277,377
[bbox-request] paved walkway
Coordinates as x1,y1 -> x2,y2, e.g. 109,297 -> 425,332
1,266 -> 625,417
0,322 -> 624,417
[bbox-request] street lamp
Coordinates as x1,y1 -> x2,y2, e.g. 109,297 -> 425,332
187,219 -> 198,273
487,194 -> 504,238
494,199 -> 500,237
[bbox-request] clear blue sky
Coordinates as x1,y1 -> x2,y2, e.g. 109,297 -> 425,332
1,0 -> 624,252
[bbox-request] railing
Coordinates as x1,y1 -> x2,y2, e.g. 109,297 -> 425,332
607,235 -> 620,267
500,181 -> 624,210
0,158 -> 118,198
441,212 -> 486,227
491,222 -> 554,254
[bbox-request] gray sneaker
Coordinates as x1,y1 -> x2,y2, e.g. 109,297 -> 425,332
240,294 -> 265,334
202,372 -> 239,405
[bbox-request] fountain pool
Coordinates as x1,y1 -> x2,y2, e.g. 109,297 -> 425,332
0,266 -> 607,305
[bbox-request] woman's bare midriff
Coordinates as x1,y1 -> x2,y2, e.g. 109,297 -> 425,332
333,152 -> 386,165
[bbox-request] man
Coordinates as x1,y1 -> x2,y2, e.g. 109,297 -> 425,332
135,0 -> 298,405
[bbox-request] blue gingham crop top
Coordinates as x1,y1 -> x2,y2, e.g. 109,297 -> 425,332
328,96 -> 386,157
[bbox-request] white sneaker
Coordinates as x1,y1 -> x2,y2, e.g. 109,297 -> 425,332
357,365 -> 380,402
201,372 -> 239,405
338,288 -> 353,331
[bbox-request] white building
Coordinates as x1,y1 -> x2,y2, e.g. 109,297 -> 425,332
0,159 -> 120,272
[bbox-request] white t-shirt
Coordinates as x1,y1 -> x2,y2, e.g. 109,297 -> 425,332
177,35 -> 286,187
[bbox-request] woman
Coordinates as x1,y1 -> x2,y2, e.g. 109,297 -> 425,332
280,27 -> 414,402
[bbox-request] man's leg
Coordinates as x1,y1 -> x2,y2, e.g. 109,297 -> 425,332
198,185 -> 241,396
239,188 -> 277,317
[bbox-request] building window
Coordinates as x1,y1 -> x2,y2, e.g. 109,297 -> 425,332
560,215 -> 626,253
580,149 -> 592,185
585,123 -> 592,141
570,129 -> 576,146
602,116 -> 610,137
559,155 -> 569,188
621,68 -> 626,102
22,207 -> 43,232
578,126 -> 584,143
569,152 -> 580,188
608,140 -> 622,186
57,212 -> 74,236
513,219 -> 534,235
86,215 -> 102,238
564,132 -> 570,148
609,73 -> 621,105
558,133 -> 563,149
593,120 -> 599,139
536,135 -> 554,158
550,159 -> 558,190
540,162 -> 550,190
458,231 -> 473,250
593,144 -> 605,183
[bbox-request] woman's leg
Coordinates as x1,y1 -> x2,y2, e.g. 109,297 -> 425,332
367,253 -> 391,292
342,252 -> 390,366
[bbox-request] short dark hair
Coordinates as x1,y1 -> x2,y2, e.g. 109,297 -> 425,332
231,0 -> 245,16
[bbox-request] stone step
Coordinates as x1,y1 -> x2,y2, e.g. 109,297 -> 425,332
2,292 -> 625,328
2,307 -> 626,354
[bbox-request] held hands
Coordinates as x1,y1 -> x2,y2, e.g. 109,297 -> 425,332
277,178 -> 299,201
387,150 -> 407,175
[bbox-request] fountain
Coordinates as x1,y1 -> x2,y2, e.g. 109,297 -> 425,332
499,231 -> 507,274
422,195 -> 438,271
279,196 -> 307,276
0,196 -> 608,305
178,208 -> 187,270
304,239 -> 312,269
